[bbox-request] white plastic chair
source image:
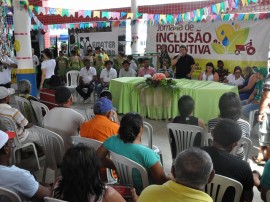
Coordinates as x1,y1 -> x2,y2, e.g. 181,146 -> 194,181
205,132 -> 213,146
71,136 -> 117,183
44,197 -> 67,202
30,100 -> 49,127
266,190 -> 270,202
231,136 -> 252,162
167,123 -> 206,160
14,95 -> 37,124
109,151 -> 149,189
143,121 -> 163,164
85,108 -> 95,120
0,115 -> 40,170
0,187 -> 22,202
34,126 -> 65,183
66,70 -> 80,102
205,174 -> 243,202
249,109 -> 258,128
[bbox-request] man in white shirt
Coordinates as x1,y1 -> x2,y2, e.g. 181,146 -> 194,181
96,60 -> 117,95
0,130 -> 50,201
119,60 -> 137,77
0,54 -> 17,88
76,58 -> 97,102
44,87 -> 85,151
32,48 -> 40,71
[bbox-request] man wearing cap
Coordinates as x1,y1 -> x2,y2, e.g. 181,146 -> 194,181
80,97 -> 119,142
241,67 -> 268,118
201,119 -> 254,202
76,58 -> 97,103
0,130 -> 50,201
119,60 -> 137,77
96,60 -> 117,96
0,87 -> 42,147
171,45 -> 196,79
44,87 -> 85,151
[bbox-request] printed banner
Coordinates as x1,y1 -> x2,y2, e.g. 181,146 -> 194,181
77,27 -> 126,56
146,20 -> 270,77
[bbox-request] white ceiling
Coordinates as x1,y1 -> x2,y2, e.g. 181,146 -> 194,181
46,0 -> 208,10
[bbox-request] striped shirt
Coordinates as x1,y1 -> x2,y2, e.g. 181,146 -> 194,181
0,103 -> 29,141
208,118 -> 250,159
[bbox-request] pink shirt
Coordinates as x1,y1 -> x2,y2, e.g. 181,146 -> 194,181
138,67 -> 156,77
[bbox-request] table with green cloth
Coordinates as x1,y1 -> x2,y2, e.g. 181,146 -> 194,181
109,77 -> 238,122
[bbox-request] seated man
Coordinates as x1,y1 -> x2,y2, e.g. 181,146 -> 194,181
80,97 -> 119,142
202,119 -> 254,202
76,58 -> 97,103
119,60 -> 137,77
44,87 -> 85,151
18,79 -> 38,101
0,87 -> 42,150
95,60 -> 117,95
138,147 -> 214,202
0,130 -> 50,201
138,58 -> 156,77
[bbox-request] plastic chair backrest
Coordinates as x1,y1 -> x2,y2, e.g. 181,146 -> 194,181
143,121 -> 153,149
44,197 -> 67,202
14,95 -> 37,124
30,100 -> 49,127
85,108 -> 95,120
266,190 -> 270,202
167,123 -> 205,160
231,136 -> 252,162
66,70 -> 79,87
72,136 -> 102,150
0,115 -> 22,147
35,126 -> 64,170
0,187 -> 22,202
205,174 -> 243,202
109,151 -> 149,189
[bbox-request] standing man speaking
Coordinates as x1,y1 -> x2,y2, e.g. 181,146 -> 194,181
171,45 -> 196,79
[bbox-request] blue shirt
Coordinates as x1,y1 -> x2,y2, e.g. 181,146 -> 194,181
103,135 -> 160,193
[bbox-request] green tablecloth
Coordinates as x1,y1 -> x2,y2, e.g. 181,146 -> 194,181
109,77 -> 238,122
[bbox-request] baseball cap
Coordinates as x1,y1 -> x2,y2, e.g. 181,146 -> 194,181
0,87 -> 15,99
93,97 -> 113,114
258,67 -> 268,78
0,130 -> 16,149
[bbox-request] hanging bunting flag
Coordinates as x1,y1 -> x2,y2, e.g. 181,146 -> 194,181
136,13 -> 142,18
148,14 -> 154,20
154,14 -> 160,24
211,4 -> 218,14
127,13 -> 134,19
84,10 -> 91,18
78,10 -> 84,17
159,14 -> 166,23
220,2 -> 225,12
216,3 -> 221,13
93,11 -> 100,18
62,9 -> 69,17
241,0 -> 249,6
113,12 -> 120,19
142,14 -> 148,20
120,12 -> 127,18
102,11 -> 109,19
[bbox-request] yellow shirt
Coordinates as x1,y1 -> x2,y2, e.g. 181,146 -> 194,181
138,180 -> 213,202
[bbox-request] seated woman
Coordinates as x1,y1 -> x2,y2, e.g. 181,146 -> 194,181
208,92 -> 250,159
198,62 -> 219,82
97,112 -> 167,194
158,60 -> 174,78
239,66 -> 258,100
52,144 -> 125,202
40,75 -> 65,109
223,66 -> 245,86
173,95 -> 205,130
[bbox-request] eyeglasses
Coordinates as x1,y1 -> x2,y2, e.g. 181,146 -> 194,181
234,71 -> 241,74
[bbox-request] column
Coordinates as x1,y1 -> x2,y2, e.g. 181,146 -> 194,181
131,0 -> 139,54
13,0 -> 37,96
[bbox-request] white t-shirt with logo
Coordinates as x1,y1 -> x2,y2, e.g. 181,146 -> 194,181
100,68 -> 117,83
227,74 -> 245,86
41,59 -> 56,79
79,66 -> 97,84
